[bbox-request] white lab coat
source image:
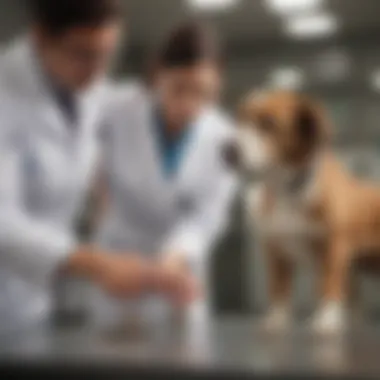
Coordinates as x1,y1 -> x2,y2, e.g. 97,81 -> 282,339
0,38 -> 109,333
92,83 -> 236,325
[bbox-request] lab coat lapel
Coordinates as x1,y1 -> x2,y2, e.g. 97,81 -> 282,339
141,96 -> 175,197
12,39 -> 101,192
78,79 -> 108,134
13,40 -> 71,140
108,90 -> 168,211
73,84 -> 106,183
127,93 -> 181,214
141,96 -> 204,191
13,38 -> 101,143
143,100 -> 207,220
172,111 -> 205,185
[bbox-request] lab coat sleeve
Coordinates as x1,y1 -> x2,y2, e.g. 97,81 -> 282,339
0,132 -> 77,287
161,135 -> 237,268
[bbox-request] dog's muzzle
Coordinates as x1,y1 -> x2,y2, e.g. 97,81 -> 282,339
221,141 -> 273,184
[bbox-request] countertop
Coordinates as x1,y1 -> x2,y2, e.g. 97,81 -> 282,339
1,314 -> 380,379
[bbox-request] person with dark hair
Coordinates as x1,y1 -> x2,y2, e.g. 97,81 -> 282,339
0,1 -> 196,333
92,22 -> 236,322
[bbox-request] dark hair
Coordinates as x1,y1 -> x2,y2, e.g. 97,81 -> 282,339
28,0 -> 122,36
155,22 -> 222,69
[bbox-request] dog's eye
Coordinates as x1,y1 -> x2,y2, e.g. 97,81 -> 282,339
257,114 -> 276,134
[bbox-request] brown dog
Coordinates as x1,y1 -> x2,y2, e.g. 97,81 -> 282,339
227,90 -> 380,333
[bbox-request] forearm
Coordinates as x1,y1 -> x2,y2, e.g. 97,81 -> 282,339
65,246 -> 168,297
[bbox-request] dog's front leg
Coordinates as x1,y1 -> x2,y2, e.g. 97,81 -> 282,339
312,236 -> 351,334
263,246 -> 293,331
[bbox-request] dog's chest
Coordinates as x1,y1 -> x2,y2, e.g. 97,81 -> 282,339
247,184 -> 325,260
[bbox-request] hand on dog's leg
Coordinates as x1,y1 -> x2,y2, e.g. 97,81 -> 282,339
263,250 -> 293,332
311,238 -> 350,335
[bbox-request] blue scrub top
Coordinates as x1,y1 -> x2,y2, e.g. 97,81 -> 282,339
153,109 -> 192,179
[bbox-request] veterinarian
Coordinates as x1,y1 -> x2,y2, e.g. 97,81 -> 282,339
92,22 -> 237,322
0,0 -> 196,335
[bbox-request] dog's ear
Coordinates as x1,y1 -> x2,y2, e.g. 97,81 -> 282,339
296,99 -> 331,145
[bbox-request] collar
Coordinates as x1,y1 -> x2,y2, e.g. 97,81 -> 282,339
153,106 -> 192,145
243,154 -> 322,197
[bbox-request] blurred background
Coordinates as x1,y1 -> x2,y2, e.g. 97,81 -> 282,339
3,0 -> 380,316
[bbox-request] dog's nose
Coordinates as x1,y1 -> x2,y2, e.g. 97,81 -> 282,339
221,141 -> 241,169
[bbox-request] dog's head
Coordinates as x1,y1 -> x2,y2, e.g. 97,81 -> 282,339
224,91 -> 330,178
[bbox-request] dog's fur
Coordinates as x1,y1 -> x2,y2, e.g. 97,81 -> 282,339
233,91 -> 380,333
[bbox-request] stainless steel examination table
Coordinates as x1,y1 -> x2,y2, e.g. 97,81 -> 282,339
1,315 -> 380,380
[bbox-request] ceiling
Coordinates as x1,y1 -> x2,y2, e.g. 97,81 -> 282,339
2,0 -> 380,48
111,0 -> 380,97
121,0 -> 380,48
2,1 -> 380,98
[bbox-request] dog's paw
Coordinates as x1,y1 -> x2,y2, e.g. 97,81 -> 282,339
261,305 -> 292,333
310,302 -> 347,335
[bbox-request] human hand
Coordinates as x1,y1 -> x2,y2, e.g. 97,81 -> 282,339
154,254 -> 201,307
66,247 -> 153,298
66,246 -> 201,303
93,253 -> 154,298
